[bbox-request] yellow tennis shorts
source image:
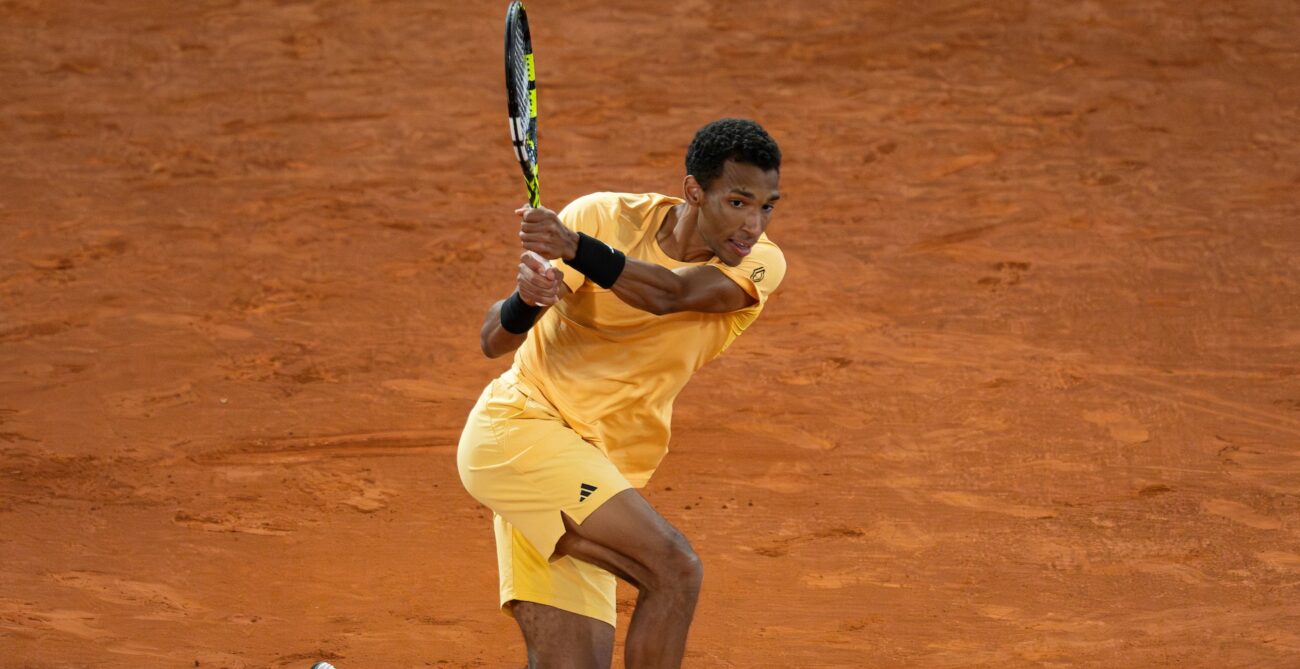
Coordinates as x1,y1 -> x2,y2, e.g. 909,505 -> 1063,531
457,370 -> 631,626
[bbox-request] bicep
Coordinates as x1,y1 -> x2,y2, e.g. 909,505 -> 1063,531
670,265 -> 757,314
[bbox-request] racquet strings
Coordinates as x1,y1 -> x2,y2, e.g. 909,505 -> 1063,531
506,6 -> 538,201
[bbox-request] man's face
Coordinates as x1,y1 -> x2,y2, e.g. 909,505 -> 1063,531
693,159 -> 781,267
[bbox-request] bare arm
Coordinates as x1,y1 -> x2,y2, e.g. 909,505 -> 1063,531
479,251 -> 570,358
518,206 -> 755,316
609,260 -> 755,315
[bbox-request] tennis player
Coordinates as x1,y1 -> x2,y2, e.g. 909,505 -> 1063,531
458,118 -> 784,669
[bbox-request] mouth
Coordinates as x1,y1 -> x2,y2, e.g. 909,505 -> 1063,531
728,238 -> 753,258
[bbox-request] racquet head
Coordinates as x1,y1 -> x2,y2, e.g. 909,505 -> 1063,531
505,1 -> 540,208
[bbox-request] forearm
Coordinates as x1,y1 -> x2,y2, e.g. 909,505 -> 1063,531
480,299 -> 539,358
530,223 -> 752,315
608,258 -> 689,316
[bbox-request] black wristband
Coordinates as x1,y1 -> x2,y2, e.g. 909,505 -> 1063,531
569,232 -> 626,289
499,291 -> 542,334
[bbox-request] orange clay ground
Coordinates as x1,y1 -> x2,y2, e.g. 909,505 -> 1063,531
2,1 -> 1299,667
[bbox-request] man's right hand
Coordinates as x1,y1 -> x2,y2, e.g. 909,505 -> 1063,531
517,250 -> 563,307
518,206 -> 579,261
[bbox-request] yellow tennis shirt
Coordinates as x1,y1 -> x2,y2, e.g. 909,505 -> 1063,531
510,192 -> 786,487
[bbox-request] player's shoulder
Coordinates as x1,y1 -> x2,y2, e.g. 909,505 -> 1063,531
563,192 -> 674,217
557,192 -> 619,236
737,232 -> 786,294
562,191 -> 619,211
749,233 -> 786,270
559,192 -> 680,241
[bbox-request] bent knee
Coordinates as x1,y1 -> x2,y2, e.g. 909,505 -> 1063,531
678,546 -> 703,590
649,535 -> 703,592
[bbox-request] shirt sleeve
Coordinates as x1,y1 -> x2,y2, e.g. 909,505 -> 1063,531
551,193 -> 612,294
706,234 -> 787,309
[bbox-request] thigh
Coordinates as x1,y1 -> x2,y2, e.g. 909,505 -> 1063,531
496,514 -> 619,627
555,488 -> 696,590
460,376 -> 633,559
511,600 -> 614,669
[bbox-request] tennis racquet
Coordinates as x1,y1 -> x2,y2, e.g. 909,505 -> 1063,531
505,1 -> 540,209
504,1 -> 555,276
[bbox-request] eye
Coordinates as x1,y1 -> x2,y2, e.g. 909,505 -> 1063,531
729,199 -> 744,208
762,203 -> 776,212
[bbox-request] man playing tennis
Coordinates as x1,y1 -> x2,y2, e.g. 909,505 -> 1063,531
458,118 -> 784,669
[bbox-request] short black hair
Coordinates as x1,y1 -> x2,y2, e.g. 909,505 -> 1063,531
685,118 -> 781,190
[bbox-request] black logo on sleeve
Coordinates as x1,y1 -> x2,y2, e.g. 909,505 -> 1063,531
750,267 -> 766,283
579,483 -> 598,502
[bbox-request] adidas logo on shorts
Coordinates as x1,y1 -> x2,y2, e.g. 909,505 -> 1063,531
579,483 -> 598,502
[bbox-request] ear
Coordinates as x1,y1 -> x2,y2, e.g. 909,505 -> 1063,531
683,175 -> 704,206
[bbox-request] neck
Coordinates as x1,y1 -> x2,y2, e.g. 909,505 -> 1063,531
657,203 -> 715,263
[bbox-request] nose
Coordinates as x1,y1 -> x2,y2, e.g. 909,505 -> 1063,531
743,211 -> 763,236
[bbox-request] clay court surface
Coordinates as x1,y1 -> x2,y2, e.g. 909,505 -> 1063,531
3,1 -> 1299,667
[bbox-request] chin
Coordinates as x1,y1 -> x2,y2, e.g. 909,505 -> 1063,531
709,245 -> 741,267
